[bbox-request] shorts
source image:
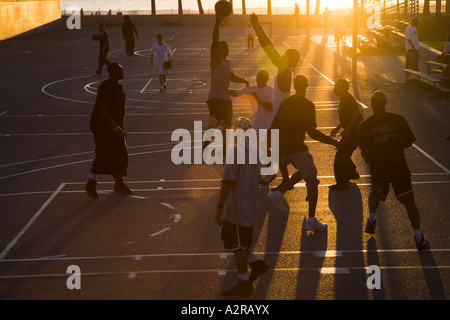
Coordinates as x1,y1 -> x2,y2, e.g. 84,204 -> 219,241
221,220 -> 253,252
371,173 -> 415,203
285,151 -> 318,181
207,98 -> 233,127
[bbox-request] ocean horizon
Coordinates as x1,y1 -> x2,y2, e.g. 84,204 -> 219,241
61,0 -> 356,15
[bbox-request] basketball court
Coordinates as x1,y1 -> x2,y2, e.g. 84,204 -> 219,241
0,22 -> 449,301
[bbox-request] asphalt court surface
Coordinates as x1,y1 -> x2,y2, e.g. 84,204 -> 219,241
0,24 -> 449,300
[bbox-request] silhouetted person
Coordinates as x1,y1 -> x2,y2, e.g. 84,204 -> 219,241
94,23 -> 110,76
216,117 -> 269,298
203,13 -> 249,152
151,33 -> 173,91
405,17 -> 419,71
329,79 -> 363,190
294,3 -> 300,28
249,13 -> 300,188
86,63 -> 132,199
268,75 -> 339,231
322,7 -> 330,33
246,24 -> 254,49
122,16 -> 139,56
358,91 -> 429,250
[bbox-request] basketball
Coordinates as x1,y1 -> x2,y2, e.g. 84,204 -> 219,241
92,34 -> 100,41
163,60 -> 172,70
215,1 -> 232,18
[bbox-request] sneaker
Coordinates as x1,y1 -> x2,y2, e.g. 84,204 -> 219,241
267,191 -> 289,213
271,182 -> 293,192
329,183 -> 349,191
160,87 -> 164,92
222,279 -> 253,297
414,234 -> 430,250
364,219 -> 376,234
305,217 -> 328,231
260,174 -> 277,185
114,181 -> 132,194
163,85 -> 167,91
85,179 -> 99,199
249,260 -> 270,282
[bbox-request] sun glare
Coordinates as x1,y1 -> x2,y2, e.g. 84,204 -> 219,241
276,0 -> 355,12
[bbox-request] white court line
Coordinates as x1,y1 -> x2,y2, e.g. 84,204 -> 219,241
2,248 -> 450,263
413,143 -> 450,176
0,111 -> 8,117
140,78 -> 153,94
1,179 -> 449,198
0,183 -> 66,261
0,141 -> 181,169
1,173 -> 448,196
1,265 -> 450,279
150,228 -> 171,237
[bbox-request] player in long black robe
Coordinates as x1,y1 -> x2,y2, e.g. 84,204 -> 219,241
85,63 -> 132,199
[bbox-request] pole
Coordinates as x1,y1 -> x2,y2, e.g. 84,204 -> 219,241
306,0 -> 310,50
352,0 -> 358,80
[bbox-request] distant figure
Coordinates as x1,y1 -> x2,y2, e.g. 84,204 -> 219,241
358,91 -> 429,250
216,117 -> 269,298
150,34 -> 173,92
107,9 -> 112,16
80,8 -> 84,16
334,21 -> 344,48
85,63 -> 132,199
246,24 -> 255,49
405,17 -> 420,71
322,7 -> 330,33
203,14 -> 249,152
294,3 -> 300,28
94,23 -> 110,76
446,34 -> 450,53
329,79 -> 363,190
436,34 -> 450,64
122,16 -> 139,56
249,13 -> 300,188
268,75 -> 339,231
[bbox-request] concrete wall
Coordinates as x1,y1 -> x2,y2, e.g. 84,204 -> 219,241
0,0 -> 61,40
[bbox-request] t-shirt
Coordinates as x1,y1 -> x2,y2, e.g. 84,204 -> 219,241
235,85 -> 274,130
271,94 -> 336,156
357,112 -> 415,176
338,92 -> 363,137
151,42 -> 172,62
405,25 -> 419,50
246,28 -> 254,36
222,144 -> 261,227
208,59 -> 232,101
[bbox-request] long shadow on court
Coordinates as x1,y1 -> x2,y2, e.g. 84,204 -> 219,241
216,185 -> 290,300
329,183 -> 367,299
294,218 -> 328,299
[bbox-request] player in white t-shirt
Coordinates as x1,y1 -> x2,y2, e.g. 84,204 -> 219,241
229,70 -> 274,131
246,24 -> 255,49
405,17 -> 420,71
216,117 -> 269,298
150,33 -> 173,92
